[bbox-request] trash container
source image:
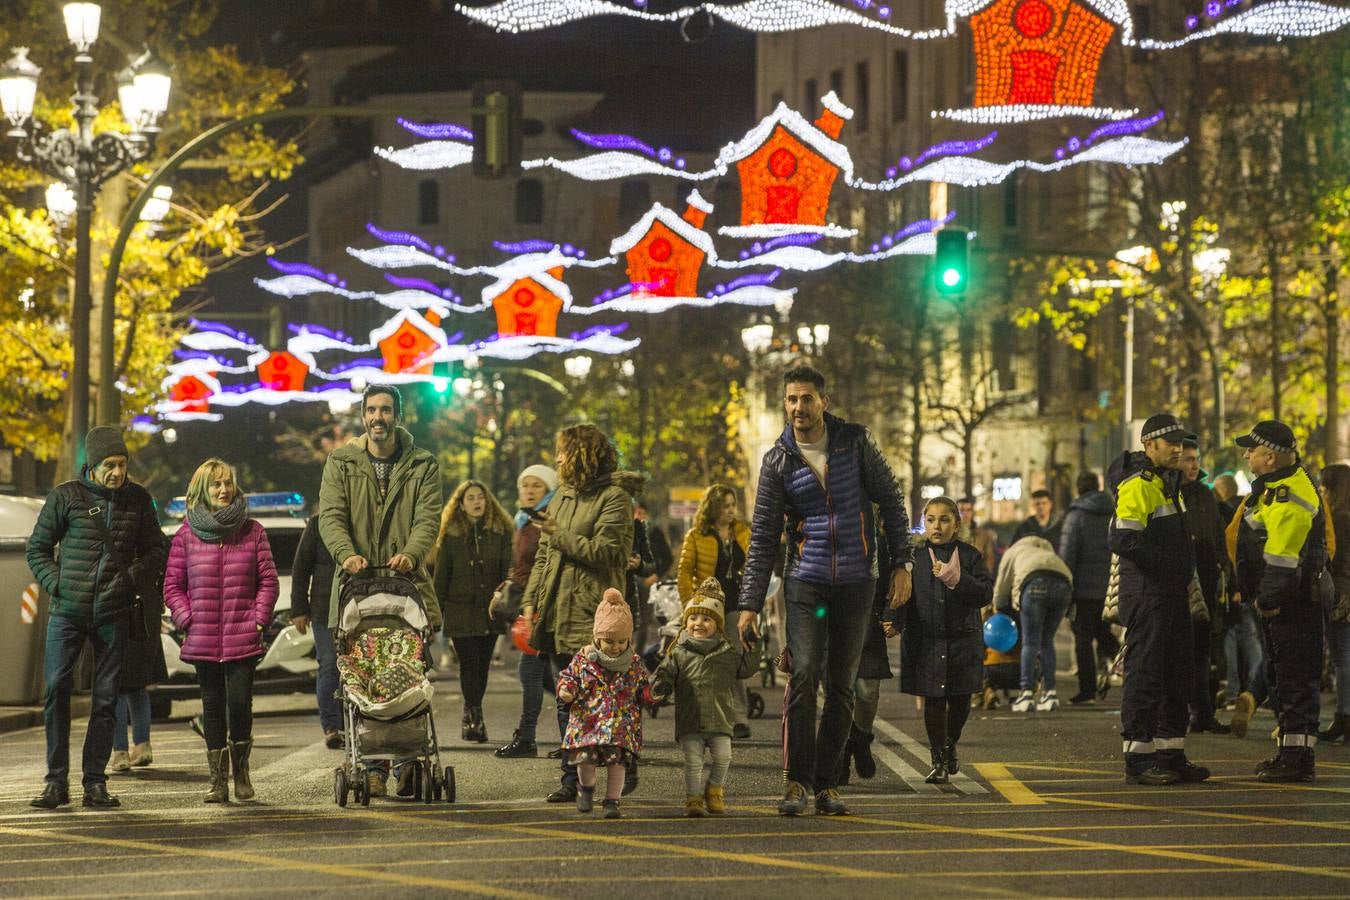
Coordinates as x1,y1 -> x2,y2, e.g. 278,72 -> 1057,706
0,495 -> 49,704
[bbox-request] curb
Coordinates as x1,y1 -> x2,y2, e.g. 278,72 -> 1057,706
0,697 -> 91,736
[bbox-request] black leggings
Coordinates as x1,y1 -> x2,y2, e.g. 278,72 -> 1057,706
196,659 -> 259,750
452,635 -> 497,707
922,694 -> 972,751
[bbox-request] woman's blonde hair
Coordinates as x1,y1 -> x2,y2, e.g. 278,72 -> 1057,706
555,423 -> 617,488
693,484 -> 739,536
184,458 -> 241,510
436,480 -> 514,546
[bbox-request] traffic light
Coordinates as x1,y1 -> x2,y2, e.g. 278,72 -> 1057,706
934,228 -> 969,296
472,80 -> 521,178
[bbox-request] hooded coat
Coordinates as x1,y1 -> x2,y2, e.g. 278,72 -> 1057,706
995,536 -> 1073,611
1059,489 -> 1114,602
434,519 -> 512,637
652,634 -> 754,738
318,426 -> 443,629
524,471 -> 643,655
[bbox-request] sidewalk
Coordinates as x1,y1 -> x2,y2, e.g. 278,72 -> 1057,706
0,697 -> 89,735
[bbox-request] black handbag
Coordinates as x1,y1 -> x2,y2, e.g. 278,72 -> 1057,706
78,487 -> 150,642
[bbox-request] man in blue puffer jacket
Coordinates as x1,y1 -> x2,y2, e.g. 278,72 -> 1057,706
737,365 -> 913,816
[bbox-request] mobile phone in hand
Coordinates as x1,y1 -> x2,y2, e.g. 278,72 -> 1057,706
522,507 -> 545,520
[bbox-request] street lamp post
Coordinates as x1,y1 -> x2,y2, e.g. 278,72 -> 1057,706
0,3 -> 171,468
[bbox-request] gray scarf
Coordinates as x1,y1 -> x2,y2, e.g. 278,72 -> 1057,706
678,631 -> 722,654
586,644 -> 632,673
187,496 -> 248,542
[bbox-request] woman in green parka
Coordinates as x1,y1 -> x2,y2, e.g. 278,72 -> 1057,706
433,480 -> 513,743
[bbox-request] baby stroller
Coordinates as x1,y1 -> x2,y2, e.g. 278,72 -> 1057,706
332,567 -> 454,807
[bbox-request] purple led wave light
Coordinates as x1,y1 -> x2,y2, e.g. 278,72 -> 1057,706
315,381 -> 356,393
593,283 -> 634,304
1085,110 -> 1166,145
396,117 -> 473,141
223,383 -> 258,394
266,258 -> 342,283
912,132 -> 998,168
570,129 -> 656,158
288,323 -> 353,342
189,318 -> 255,343
888,211 -> 956,245
384,274 -> 460,300
569,323 -> 630,340
329,357 -> 386,373
367,224 -> 433,253
707,270 -> 781,296
493,239 -> 556,254
172,349 -> 230,363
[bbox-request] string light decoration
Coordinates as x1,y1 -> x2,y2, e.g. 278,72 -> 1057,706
455,0 -> 950,37
610,190 -> 716,297
485,269 -> 570,337
717,213 -> 956,271
374,140 -> 473,170
1141,0 -> 1350,48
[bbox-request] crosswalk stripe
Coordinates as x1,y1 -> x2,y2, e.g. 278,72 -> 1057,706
872,718 -> 988,795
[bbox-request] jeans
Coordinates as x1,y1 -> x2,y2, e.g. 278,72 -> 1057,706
451,635 -> 496,707
1019,574 -> 1072,692
853,677 -> 881,734
311,620 -> 342,733
680,733 -> 732,794
783,576 -> 875,791
516,649 -> 553,741
43,614 -> 127,790
550,651 -> 578,789
1071,596 -> 1119,697
113,688 -> 151,751
1327,620 -> 1350,717
196,659 -> 259,751
1223,603 -> 1265,698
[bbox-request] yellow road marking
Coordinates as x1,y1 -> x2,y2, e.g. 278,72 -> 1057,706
0,824 -> 534,898
973,763 -> 1046,805
1044,794 -> 1350,832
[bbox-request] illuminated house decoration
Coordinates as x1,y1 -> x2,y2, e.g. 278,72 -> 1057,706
371,308 -> 449,374
939,0 -> 1134,122
611,190 -> 716,297
168,372 -> 218,414
717,92 -> 857,238
255,350 -> 312,392
487,268 -> 569,337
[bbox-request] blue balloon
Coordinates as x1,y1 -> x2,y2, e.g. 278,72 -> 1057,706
983,613 -> 1018,653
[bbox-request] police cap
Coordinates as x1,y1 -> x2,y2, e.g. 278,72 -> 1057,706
1141,413 -> 1189,444
1235,420 -> 1297,455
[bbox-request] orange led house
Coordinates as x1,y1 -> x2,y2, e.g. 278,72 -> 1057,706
372,309 -> 449,374
488,267 -> 568,337
969,0 -> 1117,108
256,351 -> 311,392
716,92 -> 856,234
609,190 -> 716,297
169,373 -> 215,413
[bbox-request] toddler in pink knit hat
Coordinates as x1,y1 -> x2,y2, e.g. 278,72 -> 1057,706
555,588 -> 653,819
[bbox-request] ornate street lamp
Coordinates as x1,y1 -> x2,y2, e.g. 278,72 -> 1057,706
0,3 -> 172,469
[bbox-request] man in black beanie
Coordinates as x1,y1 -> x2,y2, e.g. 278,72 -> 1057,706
26,426 -> 165,810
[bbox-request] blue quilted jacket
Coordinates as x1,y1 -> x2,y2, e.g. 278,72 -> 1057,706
737,413 -> 912,611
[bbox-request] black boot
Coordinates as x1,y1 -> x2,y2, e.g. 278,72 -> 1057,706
852,727 -> 877,780
944,741 -> 960,776
470,706 -> 488,744
494,730 -> 538,758
925,748 -> 948,784
461,708 -> 473,742
1318,713 -> 1346,744
229,740 -> 254,800
1257,749 -> 1315,783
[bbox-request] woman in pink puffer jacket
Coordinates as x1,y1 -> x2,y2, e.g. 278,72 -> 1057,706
163,458 -> 278,804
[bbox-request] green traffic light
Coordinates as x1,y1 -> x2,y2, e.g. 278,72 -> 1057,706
941,268 -> 963,288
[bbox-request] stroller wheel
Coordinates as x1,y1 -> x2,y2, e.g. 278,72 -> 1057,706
423,763 -> 436,804
444,766 -> 456,804
748,691 -> 765,719
359,769 -> 371,807
431,765 -> 443,802
334,767 -> 348,807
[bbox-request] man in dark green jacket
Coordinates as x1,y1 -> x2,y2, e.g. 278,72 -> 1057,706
25,426 -> 165,810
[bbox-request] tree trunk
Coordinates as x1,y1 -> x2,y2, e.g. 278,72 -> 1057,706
1325,257 -> 1341,463
963,426 -> 975,500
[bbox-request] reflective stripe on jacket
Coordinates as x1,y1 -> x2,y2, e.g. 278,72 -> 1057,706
1233,464 -> 1326,612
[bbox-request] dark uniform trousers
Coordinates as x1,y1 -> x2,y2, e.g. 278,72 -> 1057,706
1262,596 -> 1324,738
1121,593 -> 1194,767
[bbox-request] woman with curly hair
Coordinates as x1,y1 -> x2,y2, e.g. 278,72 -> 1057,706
433,480 -> 513,744
677,484 -> 753,738
524,423 -> 645,804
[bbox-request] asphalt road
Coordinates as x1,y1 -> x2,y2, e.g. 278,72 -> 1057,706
2,652 -> 1348,899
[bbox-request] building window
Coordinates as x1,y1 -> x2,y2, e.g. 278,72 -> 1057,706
991,320 -> 1016,392
618,179 -> 650,222
417,179 -> 439,225
515,179 -> 543,224
854,61 -> 870,132
892,50 -> 908,121
829,68 -> 844,100
803,77 -> 818,106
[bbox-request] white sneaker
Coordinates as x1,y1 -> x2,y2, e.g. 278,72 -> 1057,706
110,750 -> 131,773
1036,691 -> 1059,712
1011,691 -> 1035,713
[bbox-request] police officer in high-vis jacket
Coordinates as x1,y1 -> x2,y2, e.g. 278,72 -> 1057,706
1231,420 -> 1327,783
1107,414 -> 1210,786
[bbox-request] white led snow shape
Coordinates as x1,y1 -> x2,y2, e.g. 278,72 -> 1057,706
522,152 -> 717,181
945,0 -> 1134,43
205,387 -> 363,408
460,332 -> 641,360
456,0 -> 950,38
718,223 -> 859,239
347,245 -> 616,278
373,140 -> 473,171
935,105 -> 1140,124
571,285 -> 795,315
1137,0 -> 1350,49
714,232 -> 938,272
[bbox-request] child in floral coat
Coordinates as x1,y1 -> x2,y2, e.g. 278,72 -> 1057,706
556,588 -> 652,819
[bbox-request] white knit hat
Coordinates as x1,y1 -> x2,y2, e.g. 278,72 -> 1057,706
517,464 -> 558,493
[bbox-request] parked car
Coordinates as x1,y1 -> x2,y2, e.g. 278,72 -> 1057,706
149,492 -> 317,718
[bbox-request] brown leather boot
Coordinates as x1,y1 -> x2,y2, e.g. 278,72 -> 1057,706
229,740 -> 254,801
205,749 -> 229,803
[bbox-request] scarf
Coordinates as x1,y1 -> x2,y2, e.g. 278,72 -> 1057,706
927,542 -> 962,590
187,496 -> 248,543
585,644 -> 632,673
677,631 -> 722,654
514,488 -> 556,530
